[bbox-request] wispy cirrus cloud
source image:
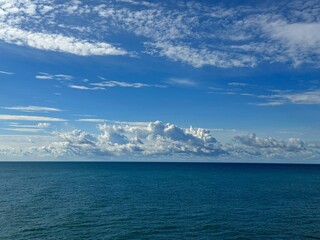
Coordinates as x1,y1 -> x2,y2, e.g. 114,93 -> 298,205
167,78 -> 198,87
69,80 -> 165,90
68,85 -> 104,91
77,118 -> 106,123
2,106 -> 62,112
2,122 -> 52,133
0,70 -> 13,75
0,114 -> 66,122
255,89 -> 320,106
91,80 -> 165,88
2,128 -> 43,133
228,82 -> 250,87
35,72 -> 73,81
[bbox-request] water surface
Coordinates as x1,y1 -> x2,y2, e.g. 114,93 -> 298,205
0,162 -> 320,239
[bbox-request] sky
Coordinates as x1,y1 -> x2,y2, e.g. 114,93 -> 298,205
0,0 -> 319,162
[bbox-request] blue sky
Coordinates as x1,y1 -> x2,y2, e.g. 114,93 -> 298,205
0,0 -> 319,162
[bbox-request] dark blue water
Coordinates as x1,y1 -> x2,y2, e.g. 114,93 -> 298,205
0,162 -> 320,239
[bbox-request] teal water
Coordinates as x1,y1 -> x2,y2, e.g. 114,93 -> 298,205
0,162 -> 320,239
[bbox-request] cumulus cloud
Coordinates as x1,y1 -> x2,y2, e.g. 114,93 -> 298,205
0,120 -> 318,161
0,121 -> 225,159
226,133 -> 313,159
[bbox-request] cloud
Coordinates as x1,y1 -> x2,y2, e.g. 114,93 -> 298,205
0,121 -> 225,159
69,80 -> 165,90
0,70 -> 13,75
116,0 -> 158,7
68,85 -> 104,91
77,118 -> 106,123
228,82 -> 249,87
0,25 -> 127,56
256,89 -> 320,106
8,122 -> 51,129
167,78 -> 198,87
1,0 -> 320,67
268,22 -> 320,48
147,42 -> 257,68
35,72 -> 73,81
90,80 -> 165,88
226,133 -> 314,159
265,22 -> 320,66
2,106 -> 62,112
0,120 -> 319,161
0,114 -> 66,122
2,128 -> 42,133
38,122 -> 51,128
1,122 -> 51,133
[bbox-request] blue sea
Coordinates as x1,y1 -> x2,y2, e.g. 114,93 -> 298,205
0,162 -> 320,239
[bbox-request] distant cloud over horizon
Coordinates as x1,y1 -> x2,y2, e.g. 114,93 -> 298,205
0,120 -> 318,162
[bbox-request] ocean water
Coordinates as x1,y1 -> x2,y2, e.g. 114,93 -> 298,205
0,162 -> 320,239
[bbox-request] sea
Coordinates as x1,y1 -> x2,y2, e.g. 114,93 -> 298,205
0,162 -> 319,239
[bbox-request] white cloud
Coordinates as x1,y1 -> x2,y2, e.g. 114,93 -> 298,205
0,114 -> 66,122
2,127 -> 42,133
256,89 -> 320,106
167,78 -> 197,87
91,80 -> 165,88
1,122 -> 51,133
77,118 -> 106,123
38,122 -> 51,128
0,25 -> 127,56
147,42 -> 257,68
36,72 -> 73,81
68,85 -> 104,91
269,22 -> 320,48
116,0 -> 158,7
8,122 -> 51,129
0,121 -> 225,159
226,133 -> 313,159
0,70 -> 13,75
1,0 -> 320,67
265,21 -> 320,66
2,106 -> 62,112
0,120 -> 318,161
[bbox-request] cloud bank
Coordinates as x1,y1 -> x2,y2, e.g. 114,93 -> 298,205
0,121 -> 318,162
